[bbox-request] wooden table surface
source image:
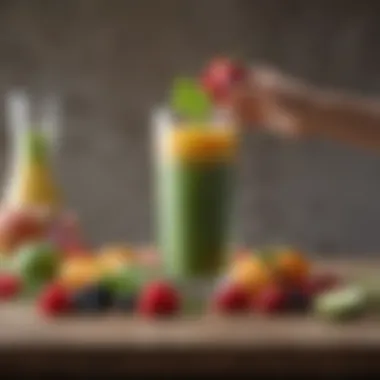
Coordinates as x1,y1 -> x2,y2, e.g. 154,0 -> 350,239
1,259 -> 380,375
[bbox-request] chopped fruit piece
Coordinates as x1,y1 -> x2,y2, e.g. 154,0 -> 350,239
314,286 -> 366,321
212,282 -> 250,314
138,281 -> 180,318
97,244 -> 135,275
14,241 -> 60,285
274,249 -> 310,285
0,274 -> 22,300
103,266 -> 142,298
253,284 -> 287,314
71,284 -> 112,313
200,57 -> 247,105
97,245 -> 134,275
58,257 -> 100,290
229,256 -> 273,295
168,127 -> 237,162
38,283 -> 71,317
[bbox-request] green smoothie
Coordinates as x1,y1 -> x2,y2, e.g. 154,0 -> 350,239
155,124 -> 237,279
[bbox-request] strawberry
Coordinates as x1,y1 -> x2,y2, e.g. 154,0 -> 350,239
138,281 -> 180,318
0,274 -> 22,300
200,57 -> 247,105
253,284 -> 288,314
212,282 -> 250,314
37,283 -> 71,317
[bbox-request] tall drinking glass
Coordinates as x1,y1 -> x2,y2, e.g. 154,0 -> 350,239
152,107 -> 238,305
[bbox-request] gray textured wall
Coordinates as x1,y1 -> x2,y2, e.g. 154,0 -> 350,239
0,0 -> 379,255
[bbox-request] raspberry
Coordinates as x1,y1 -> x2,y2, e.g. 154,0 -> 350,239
0,274 -> 22,300
200,57 -> 247,105
253,284 -> 288,314
38,283 -> 71,317
138,281 -> 180,318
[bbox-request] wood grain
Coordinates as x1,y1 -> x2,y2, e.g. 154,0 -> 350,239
0,259 -> 380,375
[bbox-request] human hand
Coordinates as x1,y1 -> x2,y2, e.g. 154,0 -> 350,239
230,66 -> 308,137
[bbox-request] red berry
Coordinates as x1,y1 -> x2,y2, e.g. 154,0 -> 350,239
0,274 -> 22,300
253,285 -> 288,314
38,283 -> 71,317
138,281 -> 180,318
212,283 -> 250,314
200,57 -> 247,105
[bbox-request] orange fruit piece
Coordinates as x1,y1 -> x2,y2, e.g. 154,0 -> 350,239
96,244 -> 135,274
229,256 -> 273,295
274,249 -> 310,284
58,257 -> 100,290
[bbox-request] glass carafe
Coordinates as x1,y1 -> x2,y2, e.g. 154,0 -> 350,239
3,91 -> 62,215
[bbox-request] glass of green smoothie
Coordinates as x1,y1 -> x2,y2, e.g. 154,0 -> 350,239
152,79 -> 239,310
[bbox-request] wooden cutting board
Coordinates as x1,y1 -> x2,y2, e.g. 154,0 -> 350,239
0,259 -> 379,375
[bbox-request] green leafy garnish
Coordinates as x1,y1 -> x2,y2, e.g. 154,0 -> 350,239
170,77 -> 212,122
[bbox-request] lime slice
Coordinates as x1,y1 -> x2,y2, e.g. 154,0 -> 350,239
314,286 -> 366,321
102,265 -> 146,296
170,77 -> 212,122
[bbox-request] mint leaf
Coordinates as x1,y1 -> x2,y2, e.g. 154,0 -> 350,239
170,77 -> 211,122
